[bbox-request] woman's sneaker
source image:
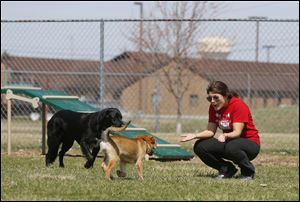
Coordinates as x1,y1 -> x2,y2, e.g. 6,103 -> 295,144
216,167 -> 238,179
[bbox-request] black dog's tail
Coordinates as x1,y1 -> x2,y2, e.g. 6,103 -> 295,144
101,121 -> 131,142
45,117 -> 64,166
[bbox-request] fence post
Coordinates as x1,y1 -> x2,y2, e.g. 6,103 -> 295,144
247,73 -> 252,106
99,20 -> 105,109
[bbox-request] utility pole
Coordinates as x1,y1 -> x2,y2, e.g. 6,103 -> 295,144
263,45 -> 276,62
134,2 -> 143,51
249,16 -> 268,62
134,2 -> 144,112
99,20 -> 105,109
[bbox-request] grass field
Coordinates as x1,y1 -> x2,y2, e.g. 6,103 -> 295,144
1,106 -> 299,200
132,106 -> 299,133
1,154 -> 299,201
1,105 -> 299,135
1,131 -> 299,201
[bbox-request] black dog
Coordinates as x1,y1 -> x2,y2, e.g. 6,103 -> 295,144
45,108 -> 124,168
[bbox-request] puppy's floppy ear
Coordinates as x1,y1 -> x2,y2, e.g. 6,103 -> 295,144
137,135 -> 147,140
138,135 -> 156,144
148,136 -> 156,144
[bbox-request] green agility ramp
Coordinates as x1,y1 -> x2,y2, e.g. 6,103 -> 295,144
115,128 -> 194,160
1,86 -> 194,160
1,87 -> 97,112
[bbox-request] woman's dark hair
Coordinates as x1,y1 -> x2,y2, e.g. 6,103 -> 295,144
206,80 -> 239,98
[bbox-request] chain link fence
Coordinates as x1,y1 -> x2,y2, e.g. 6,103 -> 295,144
1,19 -> 299,152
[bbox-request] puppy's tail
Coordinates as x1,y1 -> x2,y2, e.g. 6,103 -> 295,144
101,121 -> 131,142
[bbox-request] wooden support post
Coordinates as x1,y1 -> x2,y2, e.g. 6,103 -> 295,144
42,103 -> 47,155
7,98 -> 12,155
5,89 -> 40,155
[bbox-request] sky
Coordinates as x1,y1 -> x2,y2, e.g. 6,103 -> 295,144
1,1 -> 299,20
1,1 -> 299,63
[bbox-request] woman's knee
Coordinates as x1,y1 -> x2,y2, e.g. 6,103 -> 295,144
193,140 -> 206,156
193,139 -> 217,156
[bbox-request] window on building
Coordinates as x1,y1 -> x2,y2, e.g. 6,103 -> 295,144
190,94 -> 199,107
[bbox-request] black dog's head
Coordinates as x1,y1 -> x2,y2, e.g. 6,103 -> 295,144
105,108 -> 124,127
97,108 -> 124,130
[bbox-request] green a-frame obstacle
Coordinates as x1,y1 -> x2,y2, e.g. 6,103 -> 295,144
1,86 -> 193,160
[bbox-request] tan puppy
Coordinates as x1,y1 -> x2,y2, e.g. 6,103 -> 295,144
100,123 -> 156,180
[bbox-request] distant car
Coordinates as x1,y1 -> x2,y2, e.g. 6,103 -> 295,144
29,112 -> 53,121
30,112 -> 40,121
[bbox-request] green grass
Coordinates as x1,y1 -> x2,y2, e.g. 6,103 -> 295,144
1,106 -> 299,200
1,105 -> 299,135
133,106 -> 299,133
1,131 -> 299,201
1,154 -> 299,201
253,106 -> 299,133
259,133 -> 299,155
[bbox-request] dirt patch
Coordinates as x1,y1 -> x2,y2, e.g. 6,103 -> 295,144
1,147 -> 84,158
253,153 -> 299,166
1,149 -> 42,158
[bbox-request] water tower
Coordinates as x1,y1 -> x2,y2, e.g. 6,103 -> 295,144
198,37 -> 233,60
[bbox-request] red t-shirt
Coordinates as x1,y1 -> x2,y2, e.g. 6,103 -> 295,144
208,97 -> 260,145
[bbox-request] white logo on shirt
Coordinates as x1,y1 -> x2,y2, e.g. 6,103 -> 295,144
219,119 -> 231,130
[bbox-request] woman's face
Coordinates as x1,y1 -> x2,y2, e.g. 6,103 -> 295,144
207,93 -> 227,111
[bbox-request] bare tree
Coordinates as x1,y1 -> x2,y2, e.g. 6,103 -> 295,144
130,1 -> 222,134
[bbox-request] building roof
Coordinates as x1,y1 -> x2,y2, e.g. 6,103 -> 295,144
1,52 -> 299,98
1,52 -> 169,94
188,58 -> 299,97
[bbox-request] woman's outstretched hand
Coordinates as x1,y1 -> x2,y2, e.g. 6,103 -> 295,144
180,134 -> 197,142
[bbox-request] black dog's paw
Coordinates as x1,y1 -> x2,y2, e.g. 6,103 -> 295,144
84,161 -> 94,169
